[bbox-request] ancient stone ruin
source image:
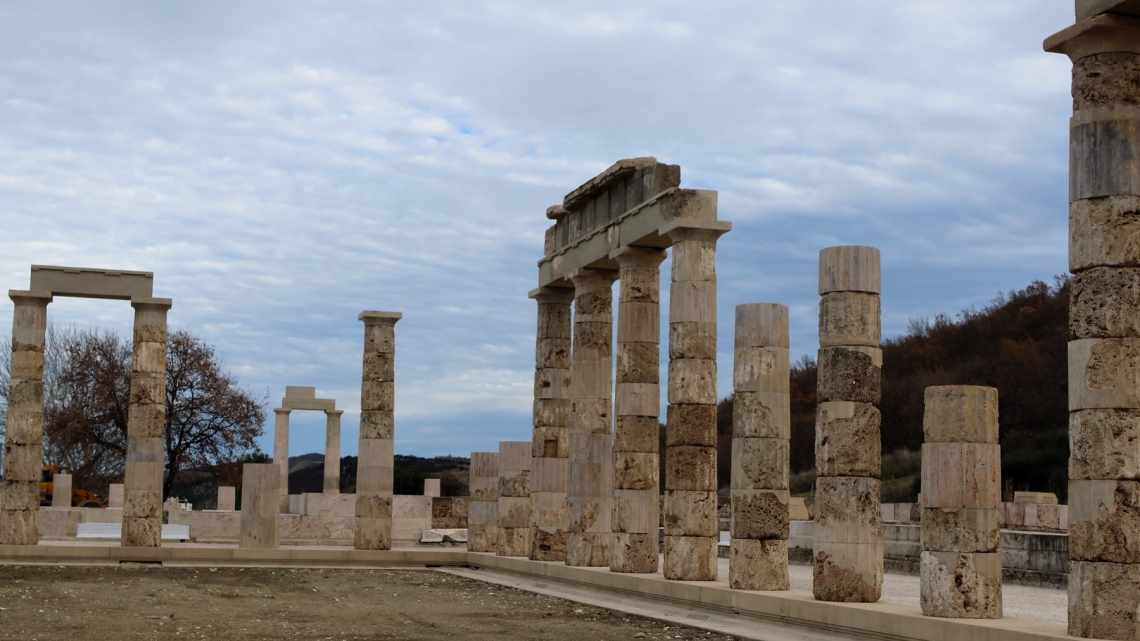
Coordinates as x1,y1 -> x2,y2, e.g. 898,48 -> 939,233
273,386 -> 343,511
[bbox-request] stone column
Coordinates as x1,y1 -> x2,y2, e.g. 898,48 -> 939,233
730,303 -> 791,590
920,386 -> 1002,618
813,245 -> 883,602
122,297 -> 171,548
498,441 -> 532,557
0,291 -> 50,545
1047,9 -> 1140,639
273,409 -> 290,511
469,451 -> 500,553
217,486 -> 236,511
611,247 -> 666,573
566,270 -> 617,567
664,227 -> 725,581
323,410 -> 342,494
355,310 -> 401,550
529,287 -> 574,562
52,473 -> 72,508
423,479 -> 441,497
240,463 -> 280,548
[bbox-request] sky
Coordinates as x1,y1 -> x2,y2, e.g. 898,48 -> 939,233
0,1 -> 1077,459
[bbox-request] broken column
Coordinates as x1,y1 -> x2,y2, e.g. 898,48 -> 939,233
566,270 -> 617,567
612,247 -> 666,573
0,291 -> 49,545
273,408 -> 290,511
529,286 -> 573,562
217,486 -> 236,511
122,297 -> 171,547
324,410 -> 342,494
469,451 -> 500,553
497,441 -> 532,557
730,303 -> 791,590
355,311 -> 401,550
813,245 -> 883,602
240,463 -> 280,548
1046,6 -> 1140,638
52,473 -> 72,508
920,386 -> 1002,618
664,227 -> 726,581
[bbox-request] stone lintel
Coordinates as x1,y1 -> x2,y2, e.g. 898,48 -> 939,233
1078,0 -> 1140,21
359,310 -> 403,324
286,385 -> 316,399
1045,14 -> 1140,58
29,264 -> 155,302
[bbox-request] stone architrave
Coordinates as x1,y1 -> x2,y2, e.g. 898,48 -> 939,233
469,452 -> 500,553
664,226 -> 727,581
240,463 -> 280,548
611,247 -> 666,574
324,410 -> 342,494
498,441 -> 532,557
355,311 -> 401,550
813,245 -> 883,602
217,486 -> 236,511
920,386 -> 1002,619
1047,9 -> 1140,639
52,473 -> 72,508
730,303 -> 791,591
273,408 -> 290,511
566,269 -> 617,567
529,286 -> 574,562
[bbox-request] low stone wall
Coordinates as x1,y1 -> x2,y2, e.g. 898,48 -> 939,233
880,502 -> 1069,533
431,497 -> 468,529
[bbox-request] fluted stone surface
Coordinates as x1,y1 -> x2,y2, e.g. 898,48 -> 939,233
469,451 -> 500,553
813,246 -> 882,602
123,298 -> 171,547
355,311 -> 400,550
498,441 -> 532,557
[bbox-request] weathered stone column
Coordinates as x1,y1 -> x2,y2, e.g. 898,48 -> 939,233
122,297 -> 171,547
0,291 -> 50,545
529,286 -> 573,561
498,441 -> 532,557
273,408 -> 290,511
52,473 -> 72,508
240,463 -> 280,548
324,410 -> 342,494
665,227 -> 725,581
1047,7 -> 1140,638
355,310 -> 400,550
217,486 -> 236,511
920,386 -> 1002,618
566,269 -> 617,567
813,245 -> 882,602
469,451 -> 500,553
611,247 -> 666,573
730,303 -> 791,590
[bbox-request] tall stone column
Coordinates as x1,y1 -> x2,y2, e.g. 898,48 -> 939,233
324,410 -> 342,494
355,310 -> 401,550
611,247 -> 666,573
498,441 -> 532,557
730,303 -> 791,590
0,291 -> 50,545
273,409 -> 290,512
920,386 -> 1002,619
1047,9 -> 1140,639
813,245 -> 882,602
664,227 -> 725,581
566,269 -> 617,567
529,287 -> 574,561
469,451 -> 500,553
122,297 -> 171,547
240,463 -> 280,549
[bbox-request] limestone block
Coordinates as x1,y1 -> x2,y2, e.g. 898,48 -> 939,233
109,484 -> 124,508
730,489 -> 789,540
815,402 -> 881,478
126,403 -> 166,439
611,532 -> 658,573
818,246 -> 881,295
7,378 -> 43,406
51,473 -> 72,508
819,293 -> 880,348
668,358 -> 716,404
362,323 -> 395,353
612,488 -> 658,533
240,463 -> 280,549
1070,118 -> 1140,201
531,426 -> 568,459
920,551 -> 1002,618
570,398 -> 611,432
358,438 -> 394,470
498,527 -> 530,557
734,303 -> 789,349
617,344 -> 659,387
614,452 -> 658,490
529,457 -> 567,493
124,490 -> 162,520
122,517 -> 161,547
615,382 -> 659,417
669,281 -> 716,324
669,321 -> 716,360
498,496 -> 532,529
814,477 -> 881,544
10,349 -> 44,379
362,351 -> 395,382
1071,409 -> 1140,479
2,441 -> 43,482
1072,267 -> 1140,339
664,535 -> 718,581
1070,560 -> 1140,639
921,508 -> 1000,553
468,523 -> 499,553
816,347 -> 881,404
663,489 -> 718,537
1074,52 -> 1140,106
731,438 -> 789,490
131,341 -> 166,372
217,486 -> 236,511
498,472 -> 530,498
1013,491 -> 1059,505
534,367 -> 571,399
533,397 -> 570,429
471,452 -> 500,478
617,303 -> 660,344
360,381 -> 394,412
670,235 -> 716,282
730,538 -> 789,591
354,517 -> 392,550
530,527 -> 566,561
129,372 -> 165,407
615,415 -> 659,453
567,496 -> 610,534
537,300 -> 572,337
789,496 -> 811,521
813,540 -> 884,603
666,403 -> 717,446
1,481 -> 39,511
355,494 -> 393,519
666,445 -> 716,491
920,443 -> 1000,509
922,386 -> 999,444
0,508 -> 38,545
1070,195 -> 1140,272
565,531 -> 609,566
3,411 -> 42,445
1070,479 -> 1140,562
734,346 -> 790,394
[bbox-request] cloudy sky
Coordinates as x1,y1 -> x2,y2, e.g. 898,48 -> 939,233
0,2 -> 1076,458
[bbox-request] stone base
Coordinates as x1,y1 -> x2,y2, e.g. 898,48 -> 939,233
0,509 -> 37,545
497,527 -> 530,557
566,532 -> 609,567
664,535 -> 717,581
353,516 -> 392,550
529,528 -> 567,561
813,541 -> 883,603
467,525 -> 499,553
610,532 -> 658,573
1069,560 -> 1140,640
729,538 -> 789,591
919,551 -> 1002,619
122,516 -> 161,547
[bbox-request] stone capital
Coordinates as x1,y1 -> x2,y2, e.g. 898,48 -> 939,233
8,290 -> 53,305
273,408 -> 290,416
611,245 -> 668,268
130,297 -> 173,312
569,268 -> 619,291
1046,14 -> 1140,59
529,286 -> 575,304
661,222 -> 731,244
326,410 -> 344,417
359,310 -> 402,326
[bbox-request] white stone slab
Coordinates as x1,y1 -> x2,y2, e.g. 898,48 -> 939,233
76,522 -> 190,541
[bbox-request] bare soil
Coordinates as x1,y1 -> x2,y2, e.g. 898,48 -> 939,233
0,565 -> 738,641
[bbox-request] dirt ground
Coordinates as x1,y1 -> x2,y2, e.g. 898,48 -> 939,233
0,565 -> 739,641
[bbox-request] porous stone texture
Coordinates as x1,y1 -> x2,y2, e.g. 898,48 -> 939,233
1070,195 -> 1140,272
529,288 -> 573,561
469,451 -> 499,553
663,535 -> 718,581
813,246 -> 882,603
355,311 -> 400,550
498,441 -> 532,557
922,386 -> 1000,444
1069,479 -> 1140,563
919,551 -> 1002,619
921,508 -> 1000,553
729,538 -> 789,591
920,443 -> 1001,509
240,463 -> 280,549
1070,409 -> 1140,479
123,298 -> 170,547
1069,560 -> 1140,639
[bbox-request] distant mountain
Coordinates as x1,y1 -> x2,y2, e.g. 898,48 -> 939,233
284,453 -> 471,496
